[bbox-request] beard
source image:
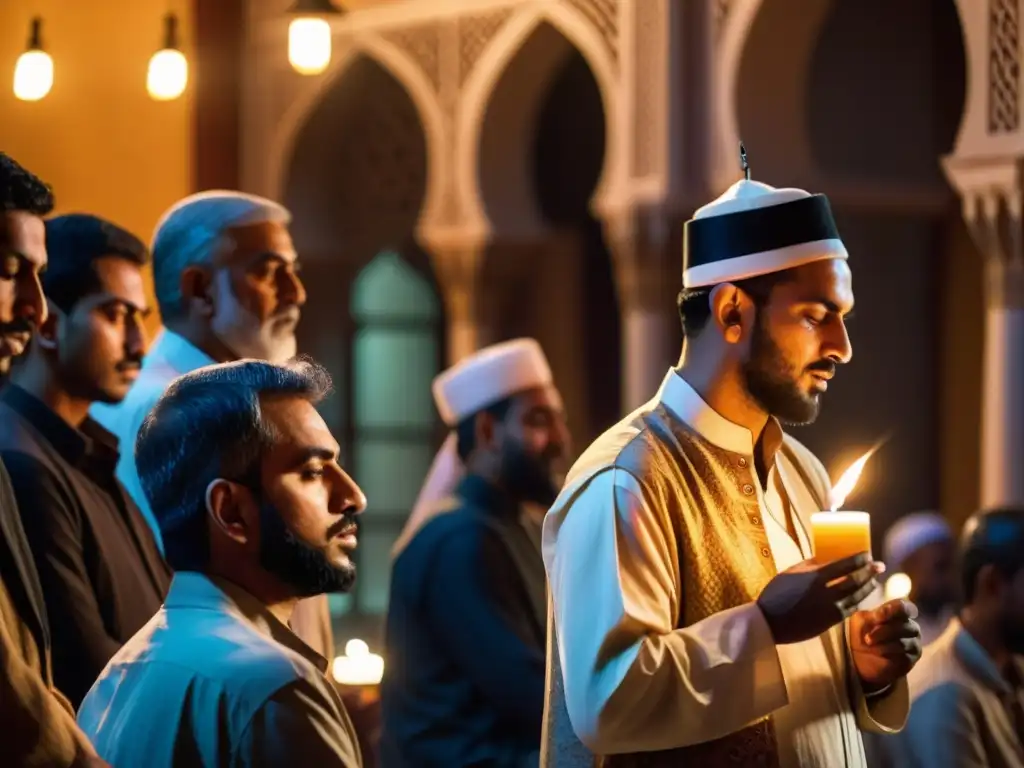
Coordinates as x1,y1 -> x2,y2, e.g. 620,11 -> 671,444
500,440 -> 562,507
209,270 -> 299,363
258,498 -> 356,598
741,311 -> 833,426
1001,611 -> 1024,656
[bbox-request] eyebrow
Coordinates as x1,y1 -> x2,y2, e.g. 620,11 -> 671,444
95,295 -> 153,318
296,446 -> 339,464
802,297 -> 853,315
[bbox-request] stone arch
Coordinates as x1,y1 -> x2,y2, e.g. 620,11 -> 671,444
456,4 -> 621,238
266,32 -> 448,230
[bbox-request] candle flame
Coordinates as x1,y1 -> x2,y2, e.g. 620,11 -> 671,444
829,445 -> 881,511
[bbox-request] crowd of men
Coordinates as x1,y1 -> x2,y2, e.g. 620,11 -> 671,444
0,147 -> 1021,768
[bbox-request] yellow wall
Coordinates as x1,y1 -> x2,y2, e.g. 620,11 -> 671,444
0,1 -> 193,334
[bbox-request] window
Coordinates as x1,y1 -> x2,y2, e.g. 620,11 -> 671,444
340,251 -> 441,620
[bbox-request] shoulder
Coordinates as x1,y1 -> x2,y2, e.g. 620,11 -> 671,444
908,679 -> 980,728
400,506 -> 499,562
0,405 -> 43,454
0,449 -> 65,499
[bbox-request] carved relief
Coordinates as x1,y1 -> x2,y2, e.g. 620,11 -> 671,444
632,0 -> 661,176
382,23 -> 442,93
564,0 -> 619,67
457,9 -> 515,86
988,0 -> 1020,133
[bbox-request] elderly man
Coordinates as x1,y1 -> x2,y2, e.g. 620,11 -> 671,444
0,153 -> 102,766
78,359 -> 364,766
543,170 -> 922,766
382,338 -> 571,767
90,191 -> 332,658
895,507 -> 1024,767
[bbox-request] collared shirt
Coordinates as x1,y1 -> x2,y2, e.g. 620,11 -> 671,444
91,328 -> 215,549
78,572 -> 362,767
894,619 -> 1024,767
543,370 -> 907,766
0,384 -> 170,707
381,474 -> 547,768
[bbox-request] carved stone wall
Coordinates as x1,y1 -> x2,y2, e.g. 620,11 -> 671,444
988,0 -> 1020,134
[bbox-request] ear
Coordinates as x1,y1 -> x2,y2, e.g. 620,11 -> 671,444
472,410 -> 499,453
709,283 -> 755,345
180,265 -> 215,318
205,479 -> 255,547
35,300 -> 61,351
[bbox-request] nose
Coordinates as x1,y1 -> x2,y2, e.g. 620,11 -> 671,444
332,467 -> 367,517
126,316 -> 148,357
16,271 -> 46,328
280,268 -> 306,308
826,317 -> 853,366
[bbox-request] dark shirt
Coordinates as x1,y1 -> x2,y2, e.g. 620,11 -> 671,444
380,474 -> 547,768
0,385 -> 171,707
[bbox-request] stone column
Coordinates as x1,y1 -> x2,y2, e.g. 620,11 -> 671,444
424,235 -> 491,365
604,206 -> 681,411
965,190 -> 1024,508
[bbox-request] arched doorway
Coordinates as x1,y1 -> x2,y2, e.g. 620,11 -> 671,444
284,55 -> 444,645
475,20 -> 620,447
736,0 -> 969,534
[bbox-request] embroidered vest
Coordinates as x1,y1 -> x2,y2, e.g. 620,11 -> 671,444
541,404 -> 831,767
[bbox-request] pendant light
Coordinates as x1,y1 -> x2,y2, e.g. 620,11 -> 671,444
13,17 -> 53,102
287,0 -> 344,76
147,12 -> 188,101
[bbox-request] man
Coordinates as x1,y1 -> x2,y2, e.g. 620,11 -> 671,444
78,358 -> 364,766
0,213 -> 171,707
543,174 -> 922,766
895,507 -> 1024,767
382,338 -> 570,767
883,511 -> 956,646
0,153 -> 101,766
90,190 -> 332,658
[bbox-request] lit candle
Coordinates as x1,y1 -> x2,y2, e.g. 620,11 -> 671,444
811,448 -> 878,563
332,638 -> 385,686
884,572 -> 913,601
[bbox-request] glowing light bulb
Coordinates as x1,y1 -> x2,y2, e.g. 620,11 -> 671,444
884,572 -> 913,601
148,14 -> 187,101
14,50 -> 53,102
13,19 -> 52,102
289,17 -> 332,75
148,49 -> 188,101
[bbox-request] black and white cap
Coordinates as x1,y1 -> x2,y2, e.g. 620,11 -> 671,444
682,179 -> 847,289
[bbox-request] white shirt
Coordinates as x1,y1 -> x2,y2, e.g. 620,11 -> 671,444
543,370 -> 908,766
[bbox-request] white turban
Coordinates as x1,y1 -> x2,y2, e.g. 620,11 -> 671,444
392,339 -> 553,558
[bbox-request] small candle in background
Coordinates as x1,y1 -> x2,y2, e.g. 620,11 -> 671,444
884,572 -> 913,601
811,511 -> 872,563
333,638 -> 385,687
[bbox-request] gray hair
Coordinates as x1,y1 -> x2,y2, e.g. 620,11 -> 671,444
151,190 -> 291,319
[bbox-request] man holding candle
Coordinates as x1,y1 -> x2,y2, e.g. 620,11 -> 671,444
542,165 -> 922,767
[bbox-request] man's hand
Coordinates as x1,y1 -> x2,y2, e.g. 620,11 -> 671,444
850,598 -> 922,691
757,552 -> 883,645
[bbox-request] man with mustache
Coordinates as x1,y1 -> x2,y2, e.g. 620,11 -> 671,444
0,213 -> 171,707
894,506 -> 1024,767
90,191 -> 333,659
543,171 -> 922,767
382,338 -> 571,767
78,359 -> 365,766
0,156 -> 104,766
